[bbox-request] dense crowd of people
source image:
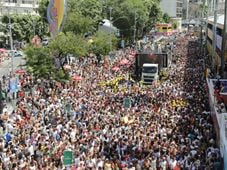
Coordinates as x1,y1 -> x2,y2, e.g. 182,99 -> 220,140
0,33 -> 222,170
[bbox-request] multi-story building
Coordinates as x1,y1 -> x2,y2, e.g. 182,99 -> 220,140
204,0 -> 225,14
160,0 -> 183,18
0,0 -> 40,15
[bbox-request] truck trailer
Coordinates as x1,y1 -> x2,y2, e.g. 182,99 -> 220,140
135,51 -> 171,84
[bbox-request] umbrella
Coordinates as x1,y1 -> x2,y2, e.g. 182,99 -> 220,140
72,76 -> 83,81
120,59 -> 130,65
64,64 -> 71,70
112,66 -> 120,71
15,69 -> 26,75
0,48 -> 6,53
129,51 -> 136,57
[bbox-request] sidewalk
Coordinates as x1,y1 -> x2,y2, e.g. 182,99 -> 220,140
0,57 -> 24,114
3,102 -> 15,114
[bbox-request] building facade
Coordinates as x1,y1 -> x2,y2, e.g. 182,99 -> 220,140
205,0 -> 225,14
160,0 -> 183,18
206,15 -> 225,73
0,0 -> 40,16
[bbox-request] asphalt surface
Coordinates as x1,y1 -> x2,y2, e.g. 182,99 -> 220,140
0,56 -> 25,114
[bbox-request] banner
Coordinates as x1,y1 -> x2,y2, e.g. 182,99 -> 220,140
63,150 -> 73,166
123,98 -> 131,108
9,77 -> 19,93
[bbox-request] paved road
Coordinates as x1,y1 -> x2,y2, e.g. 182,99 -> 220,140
0,57 -> 25,114
0,57 -> 25,77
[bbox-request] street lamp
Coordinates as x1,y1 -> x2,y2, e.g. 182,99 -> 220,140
133,11 -> 137,44
8,16 -> 14,73
109,7 -> 113,52
2,8 -> 15,73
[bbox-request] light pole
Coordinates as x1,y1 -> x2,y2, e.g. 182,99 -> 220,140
109,7 -> 113,52
220,0 -> 227,78
7,9 -> 14,73
133,11 -> 137,44
186,0 -> 189,22
212,0 -> 218,73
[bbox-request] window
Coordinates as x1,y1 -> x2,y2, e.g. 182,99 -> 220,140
22,0 -> 33,4
216,27 -> 222,36
208,23 -> 213,30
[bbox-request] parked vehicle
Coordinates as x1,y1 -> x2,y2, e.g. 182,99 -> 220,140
9,50 -> 24,57
42,38 -> 49,46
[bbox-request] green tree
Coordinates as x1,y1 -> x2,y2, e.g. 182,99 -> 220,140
163,13 -> 170,23
63,12 -> 94,35
25,45 -> 55,79
144,0 -> 162,34
1,14 -> 48,42
89,31 -> 117,56
37,0 -> 49,22
49,32 -> 88,76
62,0 -> 102,34
104,0 -> 162,40
173,22 -> 178,29
200,2 -> 208,17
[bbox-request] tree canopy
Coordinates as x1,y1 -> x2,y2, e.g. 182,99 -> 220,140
89,31 -> 117,56
1,14 -> 48,42
105,0 -> 162,39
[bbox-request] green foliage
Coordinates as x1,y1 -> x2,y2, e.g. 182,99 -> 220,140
89,31 -> 117,56
173,22 -> 177,29
63,12 -> 94,34
25,45 -> 54,79
63,0 -> 102,34
25,44 -> 72,82
1,14 -> 48,42
37,0 -> 49,22
49,32 -> 88,57
104,0 -> 162,39
200,3 -> 208,17
163,13 -> 170,23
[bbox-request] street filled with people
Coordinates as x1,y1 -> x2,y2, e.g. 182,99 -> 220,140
0,33 -> 221,169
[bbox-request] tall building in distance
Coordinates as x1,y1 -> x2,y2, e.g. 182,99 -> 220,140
0,0 -> 40,16
160,0 -> 183,18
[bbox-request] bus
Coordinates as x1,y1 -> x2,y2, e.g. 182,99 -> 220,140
155,23 -> 172,35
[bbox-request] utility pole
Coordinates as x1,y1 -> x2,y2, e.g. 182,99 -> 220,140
0,82 -> 3,114
8,10 -> 14,73
109,7 -> 112,52
133,11 -> 137,45
186,0 -> 189,23
220,0 -> 227,78
211,0 -> 218,73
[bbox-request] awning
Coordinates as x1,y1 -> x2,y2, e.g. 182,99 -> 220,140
0,48 -> 7,53
72,76 -> 83,81
119,59 -> 130,65
112,66 -> 120,71
15,69 -> 26,75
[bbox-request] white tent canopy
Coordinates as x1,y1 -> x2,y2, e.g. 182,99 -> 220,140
98,19 -> 118,33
